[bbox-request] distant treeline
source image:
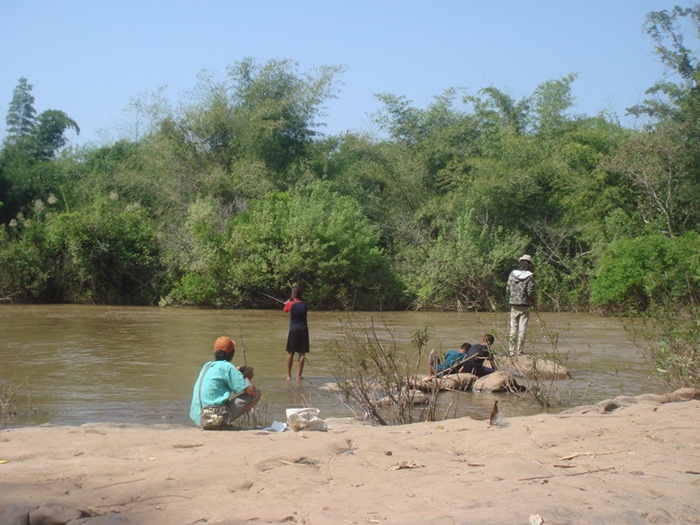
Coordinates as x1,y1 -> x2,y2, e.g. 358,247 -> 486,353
1,7 -> 699,312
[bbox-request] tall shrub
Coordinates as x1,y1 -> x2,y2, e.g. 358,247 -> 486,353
406,210 -> 527,310
591,232 -> 700,312
168,182 -> 403,309
45,199 -> 163,304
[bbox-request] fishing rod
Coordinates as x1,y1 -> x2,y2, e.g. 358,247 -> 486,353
238,318 -> 248,366
257,290 -> 286,305
237,317 -> 257,426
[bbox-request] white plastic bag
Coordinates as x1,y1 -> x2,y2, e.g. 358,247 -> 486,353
285,407 -> 328,431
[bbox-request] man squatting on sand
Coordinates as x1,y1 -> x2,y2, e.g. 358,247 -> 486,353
190,336 -> 261,430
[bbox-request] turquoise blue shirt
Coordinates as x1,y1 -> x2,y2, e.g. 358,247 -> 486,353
437,349 -> 468,376
190,360 -> 250,425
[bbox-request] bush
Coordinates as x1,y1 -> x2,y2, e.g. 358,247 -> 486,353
169,182 -> 404,309
43,200 -> 163,304
329,318 -> 431,425
0,197 -> 164,304
0,228 -> 51,301
404,210 -> 528,310
160,197 -> 237,307
591,232 -> 700,312
535,254 -> 594,312
0,373 -> 31,428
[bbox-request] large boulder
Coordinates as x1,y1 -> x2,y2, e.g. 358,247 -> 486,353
472,371 -> 521,393
495,354 -> 571,380
413,373 -> 476,392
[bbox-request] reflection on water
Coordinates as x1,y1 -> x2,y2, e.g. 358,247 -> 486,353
0,305 -> 663,427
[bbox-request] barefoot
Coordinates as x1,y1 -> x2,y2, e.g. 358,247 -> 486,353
296,376 -> 304,381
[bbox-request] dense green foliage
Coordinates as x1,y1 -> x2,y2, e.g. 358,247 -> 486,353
162,183 -> 402,309
1,196 -> 161,304
591,232 -> 700,311
1,8 -> 699,314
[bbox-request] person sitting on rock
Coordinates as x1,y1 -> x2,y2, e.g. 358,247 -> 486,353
460,333 -> 496,377
424,342 -> 472,379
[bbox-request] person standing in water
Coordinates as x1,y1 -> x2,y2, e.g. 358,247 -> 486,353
284,286 -> 309,380
506,254 -> 536,355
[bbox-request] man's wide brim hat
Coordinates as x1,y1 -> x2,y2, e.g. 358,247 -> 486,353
519,254 -> 532,262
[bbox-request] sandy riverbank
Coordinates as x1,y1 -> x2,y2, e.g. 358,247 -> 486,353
1,389 -> 699,525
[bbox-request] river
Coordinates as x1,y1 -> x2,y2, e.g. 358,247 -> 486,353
0,305 -> 663,428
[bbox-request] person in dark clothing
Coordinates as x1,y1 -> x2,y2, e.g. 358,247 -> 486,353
284,286 -> 309,380
459,333 -> 496,377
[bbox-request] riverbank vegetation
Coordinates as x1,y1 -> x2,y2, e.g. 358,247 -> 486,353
1,7 -> 698,324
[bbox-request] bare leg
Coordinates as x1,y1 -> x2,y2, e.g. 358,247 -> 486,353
428,350 -> 438,376
228,387 -> 262,426
286,353 -> 294,380
297,353 -> 306,380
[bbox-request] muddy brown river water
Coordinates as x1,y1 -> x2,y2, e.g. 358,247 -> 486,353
0,305 -> 663,427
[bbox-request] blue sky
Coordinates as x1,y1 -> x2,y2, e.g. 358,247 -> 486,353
0,1 -> 682,147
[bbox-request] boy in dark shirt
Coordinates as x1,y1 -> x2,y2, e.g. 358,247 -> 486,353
459,333 -> 496,377
284,286 -> 309,380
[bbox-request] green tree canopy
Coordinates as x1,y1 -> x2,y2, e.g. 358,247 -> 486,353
165,182 -> 401,309
5,77 -> 36,140
33,110 -> 80,159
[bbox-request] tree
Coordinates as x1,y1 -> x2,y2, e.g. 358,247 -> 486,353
610,6 -> 700,236
628,5 -> 700,124
127,58 -> 344,206
227,58 -> 344,176
33,109 -> 80,159
165,182 -> 402,309
407,210 -> 527,310
602,122 -> 700,236
372,93 -> 427,145
5,77 -> 36,140
0,78 -> 81,225
467,86 -> 529,134
529,73 -> 579,136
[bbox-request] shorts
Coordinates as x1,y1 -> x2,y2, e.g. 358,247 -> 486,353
227,391 -> 257,418
286,329 -> 310,354
201,389 -> 260,430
